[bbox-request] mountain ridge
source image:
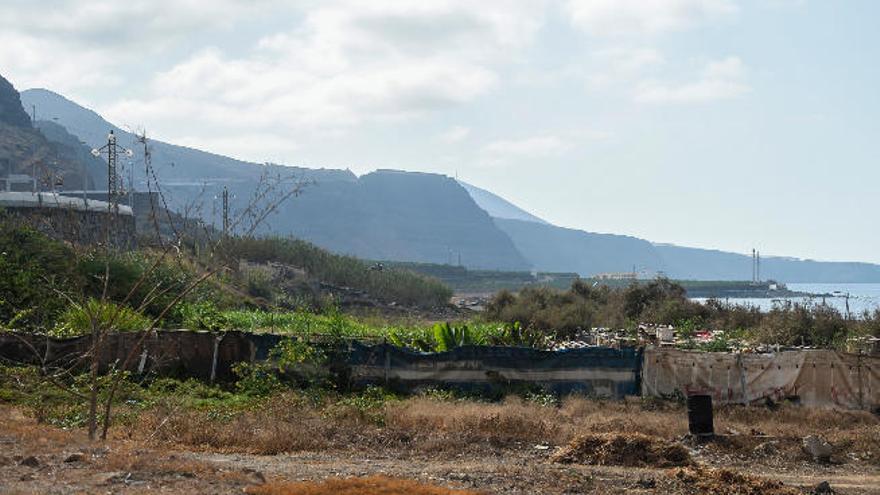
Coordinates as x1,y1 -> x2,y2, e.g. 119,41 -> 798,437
16,83 -> 880,282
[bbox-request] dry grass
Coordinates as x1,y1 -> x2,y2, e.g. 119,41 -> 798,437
383,396 -> 565,451
246,476 -> 484,495
551,432 -> 691,467
121,393 -> 880,466
662,466 -> 801,495
104,448 -> 255,484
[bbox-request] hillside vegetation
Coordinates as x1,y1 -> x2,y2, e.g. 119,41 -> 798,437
0,221 -> 452,334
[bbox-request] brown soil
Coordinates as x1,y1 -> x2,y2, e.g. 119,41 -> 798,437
2,400 -> 879,494
550,432 -> 692,467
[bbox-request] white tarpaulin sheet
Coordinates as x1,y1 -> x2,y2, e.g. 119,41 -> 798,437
642,347 -> 879,410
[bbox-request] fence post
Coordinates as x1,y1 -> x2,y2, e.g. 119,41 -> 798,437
383,340 -> 390,387
210,333 -> 224,384
857,351 -> 864,410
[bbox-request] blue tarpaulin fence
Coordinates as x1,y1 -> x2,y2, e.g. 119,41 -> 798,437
347,342 -> 642,397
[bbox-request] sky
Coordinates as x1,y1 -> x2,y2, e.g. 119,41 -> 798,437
1,0 -> 878,264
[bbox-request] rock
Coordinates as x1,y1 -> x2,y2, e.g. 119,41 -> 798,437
19,456 -> 40,468
802,435 -> 833,463
64,452 -> 87,463
242,468 -> 266,484
813,481 -> 834,494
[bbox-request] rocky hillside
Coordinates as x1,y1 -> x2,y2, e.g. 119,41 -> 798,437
0,75 -> 100,190
0,75 -> 31,128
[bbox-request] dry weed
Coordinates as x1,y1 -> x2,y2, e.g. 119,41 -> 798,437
384,396 -> 564,450
551,432 -> 692,467
663,465 -> 800,495
246,476 -> 484,495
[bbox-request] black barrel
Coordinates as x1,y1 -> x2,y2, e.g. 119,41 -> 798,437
686,394 -> 714,437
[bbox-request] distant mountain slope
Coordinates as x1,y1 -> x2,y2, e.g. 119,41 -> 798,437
22,88 -> 254,184
185,170 -> 531,270
654,244 -> 880,283
495,218 -> 661,275
458,181 -> 548,224
496,215 -> 880,282
23,88 -> 528,270
21,84 -> 880,281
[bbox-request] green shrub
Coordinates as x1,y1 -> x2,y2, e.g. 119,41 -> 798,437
0,221 -> 78,330
52,299 -> 150,337
225,237 -> 452,308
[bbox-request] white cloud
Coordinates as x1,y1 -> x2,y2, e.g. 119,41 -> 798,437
587,47 -> 665,88
566,0 -> 738,36
634,56 -> 749,104
438,126 -> 471,143
0,0 -> 290,94
483,135 -> 571,157
91,1 -> 547,163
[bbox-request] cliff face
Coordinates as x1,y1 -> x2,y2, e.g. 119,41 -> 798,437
0,74 -> 102,190
0,75 -> 32,128
214,170 -> 532,270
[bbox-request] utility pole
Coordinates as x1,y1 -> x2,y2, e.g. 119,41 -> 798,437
222,186 -> 229,237
751,249 -> 756,283
91,130 -> 133,215
756,250 -> 761,283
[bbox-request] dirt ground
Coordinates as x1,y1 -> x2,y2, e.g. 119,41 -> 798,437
2,403 -> 879,495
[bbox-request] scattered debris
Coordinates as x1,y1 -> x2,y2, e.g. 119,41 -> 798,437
550,433 -> 691,468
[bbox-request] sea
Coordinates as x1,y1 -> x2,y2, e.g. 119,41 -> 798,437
691,283 -> 880,318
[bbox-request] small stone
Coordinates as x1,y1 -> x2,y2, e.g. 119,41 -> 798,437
813,481 -> 834,494
803,435 -> 833,463
242,468 -> 266,484
19,456 -> 40,468
64,452 -> 87,463
534,444 -> 550,450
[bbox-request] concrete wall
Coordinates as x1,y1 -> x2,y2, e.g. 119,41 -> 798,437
0,191 -> 135,245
